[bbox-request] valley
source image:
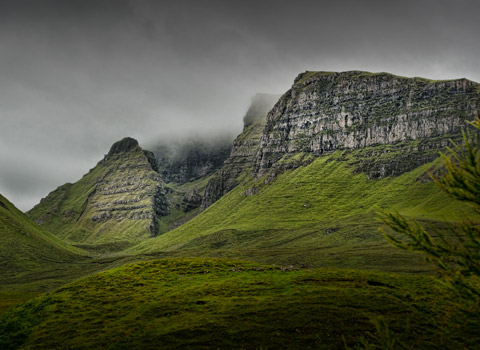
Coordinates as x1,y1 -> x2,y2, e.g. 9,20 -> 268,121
1,71 -> 480,349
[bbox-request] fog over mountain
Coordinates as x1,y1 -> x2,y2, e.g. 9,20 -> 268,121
1,0 -> 479,211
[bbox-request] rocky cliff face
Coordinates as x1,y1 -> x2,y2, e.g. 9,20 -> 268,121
28,137 -> 169,246
254,71 -> 480,177
201,93 -> 281,209
88,137 -> 169,234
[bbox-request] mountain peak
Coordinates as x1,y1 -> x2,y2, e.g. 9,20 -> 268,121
107,137 -> 139,156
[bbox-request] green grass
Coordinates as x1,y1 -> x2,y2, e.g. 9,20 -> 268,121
0,292 -> 41,315
0,194 -> 88,279
0,258 -> 476,350
0,193 -> 176,294
129,151 -> 468,272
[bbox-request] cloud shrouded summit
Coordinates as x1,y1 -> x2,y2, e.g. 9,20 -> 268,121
1,0 -> 479,210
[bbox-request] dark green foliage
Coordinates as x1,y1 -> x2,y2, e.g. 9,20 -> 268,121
380,119 -> 480,305
0,293 -> 40,315
0,298 -> 49,350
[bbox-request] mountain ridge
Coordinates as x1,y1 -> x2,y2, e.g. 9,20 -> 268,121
128,71 -> 478,270
202,93 -> 281,209
25,71 -> 480,258
254,70 -> 479,178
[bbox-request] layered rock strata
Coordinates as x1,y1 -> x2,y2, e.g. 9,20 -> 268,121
28,137 -> 169,245
254,71 -> 480,177
89,138 -> 169,233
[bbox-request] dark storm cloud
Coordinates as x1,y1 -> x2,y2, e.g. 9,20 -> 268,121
1,0 -> 479,210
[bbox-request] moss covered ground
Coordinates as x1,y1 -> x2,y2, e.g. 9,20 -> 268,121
0,258 -> 477,350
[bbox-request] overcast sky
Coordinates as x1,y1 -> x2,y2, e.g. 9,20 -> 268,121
1,0 -> 479,211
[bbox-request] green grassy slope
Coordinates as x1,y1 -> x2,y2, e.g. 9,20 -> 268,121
130,147 -> 467,272
0,194 -> 90,285
1,258 -> 475,350
0,193 -> 159,294
0,292 -> 41,315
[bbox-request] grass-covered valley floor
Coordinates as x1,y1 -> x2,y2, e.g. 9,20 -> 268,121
2,258 -> 478,350
1,145 -> 477,349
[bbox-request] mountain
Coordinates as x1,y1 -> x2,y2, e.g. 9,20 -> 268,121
202,93 -> 281,209
3,71 -> 480,349
255,71 -> 479,178
0,193 -> 86,281
28,137 -> 169,249
25,71 -> 480,263
27,96 -> 280,246
130,71 -> 480,271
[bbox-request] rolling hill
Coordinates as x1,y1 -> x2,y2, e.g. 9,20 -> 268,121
0,193 -> 91,292
130,148 -> 464,272
1,258 -> 477,350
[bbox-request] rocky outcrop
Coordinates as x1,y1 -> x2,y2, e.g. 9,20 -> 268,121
107,137 -> 139,155
91,138 -> 169,229
254,71 -> 480,177
28,137 -> 169,245
201,93 -> 281,209
182,188 -> 203,212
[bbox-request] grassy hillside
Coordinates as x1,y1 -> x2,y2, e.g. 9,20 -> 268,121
0,193 -> 163,297
0,193 -> 103,294
130,146 -> 468,272
0,193 -> 86,278
0,258 -> 476,350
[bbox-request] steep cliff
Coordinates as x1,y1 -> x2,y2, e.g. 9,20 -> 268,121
201,93 -> 281,209
28,137 -> 169,247
254,71 -> 480,178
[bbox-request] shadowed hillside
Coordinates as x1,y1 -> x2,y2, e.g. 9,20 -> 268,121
0,193 -> 86,277
1,258 -> 477,350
